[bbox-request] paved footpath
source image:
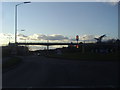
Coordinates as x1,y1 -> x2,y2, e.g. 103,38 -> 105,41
2,56 -> 119,88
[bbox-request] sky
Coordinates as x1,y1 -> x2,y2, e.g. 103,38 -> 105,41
0,1 -> 119,49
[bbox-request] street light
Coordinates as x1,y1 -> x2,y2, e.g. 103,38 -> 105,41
82,36 -> 85,53
15,2 -> 31,44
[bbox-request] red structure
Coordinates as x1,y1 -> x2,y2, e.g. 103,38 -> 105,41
76,35 -> 79,41
76,45 -> 79,48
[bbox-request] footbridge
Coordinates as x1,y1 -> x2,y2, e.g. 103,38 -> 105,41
17,42 -> 78,46
16,42 -> 79,50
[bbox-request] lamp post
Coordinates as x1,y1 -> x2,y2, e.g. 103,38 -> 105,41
15,2 -> 31,44
82,36 -> 85,53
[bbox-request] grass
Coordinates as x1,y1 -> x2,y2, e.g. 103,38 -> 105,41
48,52 -> 119,61
3,57 -> 22,69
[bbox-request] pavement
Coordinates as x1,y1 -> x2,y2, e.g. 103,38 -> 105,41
2,55 -> 119,88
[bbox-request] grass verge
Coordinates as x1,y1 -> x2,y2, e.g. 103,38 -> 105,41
3,57 -> 22,69
47,52 -> 119,61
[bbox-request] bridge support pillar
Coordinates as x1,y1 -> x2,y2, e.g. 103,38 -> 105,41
47,45 -> 49,50
82,44 -> 85,53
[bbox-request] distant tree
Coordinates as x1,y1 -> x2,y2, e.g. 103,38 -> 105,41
2,46 -> 12,57
116,39 -> 120,44
2,45 -> 30,57
105,39 -> 116,44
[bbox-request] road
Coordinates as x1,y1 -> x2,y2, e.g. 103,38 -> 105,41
3,56 -> 119,88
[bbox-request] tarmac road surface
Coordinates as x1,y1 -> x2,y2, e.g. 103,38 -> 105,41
2,56 -> 119,88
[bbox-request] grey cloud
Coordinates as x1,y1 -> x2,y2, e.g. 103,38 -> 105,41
18,34 -> 27,37
27,34 -> 69,41
48,35 -> 68,40
7,33 -> 114,42
96,0 -> 119,5
27,34 -> 47,40
81,35 -> 96,40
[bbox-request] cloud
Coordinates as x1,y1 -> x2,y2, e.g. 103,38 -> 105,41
48,34 -> 68,40
80,35 -> 96,41
0,33 -> 116,45
26,34 -> 69,41
18,34 -> 27,37
27,34 -> 47,40
70,34 -> 111,43
0,33 -> 12,37
0,33 -> 13,45
22,34 -> 113,43
96,0 -> 119,5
